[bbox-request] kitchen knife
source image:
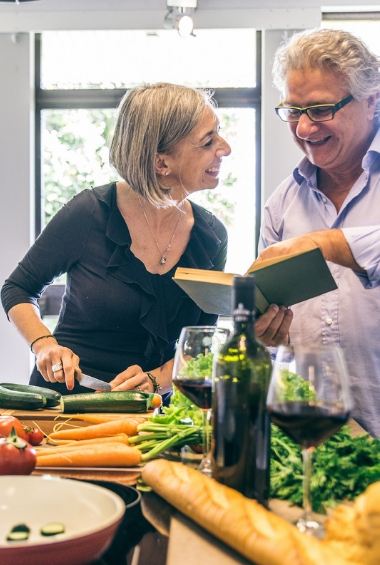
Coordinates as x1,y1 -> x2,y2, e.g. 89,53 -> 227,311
75,372 -> 112,392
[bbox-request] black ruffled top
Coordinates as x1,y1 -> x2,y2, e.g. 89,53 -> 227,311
1,183 -> 228,395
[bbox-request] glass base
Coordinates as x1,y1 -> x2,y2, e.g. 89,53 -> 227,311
296,517 -> 325,539
198,456 -> 212,478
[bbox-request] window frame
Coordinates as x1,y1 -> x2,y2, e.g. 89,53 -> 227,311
34,31 -> 262,250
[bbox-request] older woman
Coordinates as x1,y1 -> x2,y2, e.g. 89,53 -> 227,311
254,29 -> 380,437
1,83 -> 233,399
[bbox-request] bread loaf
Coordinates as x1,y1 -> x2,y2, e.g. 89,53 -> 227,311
324,482 -> 380,565
142,459 -> 362,565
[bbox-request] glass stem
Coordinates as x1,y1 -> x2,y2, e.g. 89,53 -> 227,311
302,447 -> 314,522
202,408 -> 211,459
198,408 -> 212,476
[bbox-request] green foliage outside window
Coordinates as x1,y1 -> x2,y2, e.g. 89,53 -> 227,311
42,109 -> 237,227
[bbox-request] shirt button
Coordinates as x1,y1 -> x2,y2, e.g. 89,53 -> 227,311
322,197 -> 327,203
325,317 -> 333,325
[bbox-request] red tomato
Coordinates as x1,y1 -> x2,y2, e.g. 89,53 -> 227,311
0,427 -> 36,475
0,416 -> 29,441
24,426 -> 44,446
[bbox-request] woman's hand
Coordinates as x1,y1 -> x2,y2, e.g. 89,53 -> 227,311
110,365 -> 150,392
255,304 -> 293,347
34,342 -> 80,391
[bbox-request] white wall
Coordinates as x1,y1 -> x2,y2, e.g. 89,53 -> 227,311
0,33 -> 35,383
262,30 -> 304,207
0,9 -> 320,384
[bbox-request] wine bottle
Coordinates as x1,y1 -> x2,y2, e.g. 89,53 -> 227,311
211,275 -> 272,506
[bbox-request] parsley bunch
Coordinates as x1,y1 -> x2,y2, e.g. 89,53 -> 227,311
270,424 -> 380,513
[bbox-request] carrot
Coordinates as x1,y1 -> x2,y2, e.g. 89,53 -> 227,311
71,414 -> 147,425
36,439 -> 129,457
37,434 -> 130,452
48,418 -> 139,441
36,443 -> 142,467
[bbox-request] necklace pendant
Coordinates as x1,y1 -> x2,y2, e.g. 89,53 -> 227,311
160,256 -> 167,265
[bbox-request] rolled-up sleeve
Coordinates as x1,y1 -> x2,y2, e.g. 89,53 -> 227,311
342,226 -> 380,287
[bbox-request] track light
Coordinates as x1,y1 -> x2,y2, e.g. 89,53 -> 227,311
165,0 -> 197,38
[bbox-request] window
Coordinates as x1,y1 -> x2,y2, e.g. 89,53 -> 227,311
36,29 -> 261,274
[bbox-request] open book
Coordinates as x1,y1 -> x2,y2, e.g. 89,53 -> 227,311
173,247 -> 337,316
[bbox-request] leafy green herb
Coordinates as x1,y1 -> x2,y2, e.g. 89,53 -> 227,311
178,353 -> 214,379
270,424 -> 380,513
276,369 -> 317,402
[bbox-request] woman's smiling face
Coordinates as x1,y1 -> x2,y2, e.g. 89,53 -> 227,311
283,67 -> 378,175
163,106 -> 231,195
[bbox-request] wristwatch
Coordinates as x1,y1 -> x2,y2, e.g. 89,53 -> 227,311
146,372 -> 162,393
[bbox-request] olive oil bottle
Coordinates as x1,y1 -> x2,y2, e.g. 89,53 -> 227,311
211,275 -> 272,506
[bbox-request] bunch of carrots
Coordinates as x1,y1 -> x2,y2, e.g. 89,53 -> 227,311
35,404 -> 203,468
36,415 -> 145,468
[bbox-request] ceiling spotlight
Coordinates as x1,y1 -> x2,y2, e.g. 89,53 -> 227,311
165,0 -> 197,38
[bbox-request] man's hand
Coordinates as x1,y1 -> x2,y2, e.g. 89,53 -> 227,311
255,304 -> 293,347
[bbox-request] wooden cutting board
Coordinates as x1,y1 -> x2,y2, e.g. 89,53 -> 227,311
0,406 -> 152,434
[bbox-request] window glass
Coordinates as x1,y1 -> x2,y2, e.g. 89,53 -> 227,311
323,19 -> 380,53
40,29 -> 256,90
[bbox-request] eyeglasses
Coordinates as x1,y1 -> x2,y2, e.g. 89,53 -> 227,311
275,94 -> 354,123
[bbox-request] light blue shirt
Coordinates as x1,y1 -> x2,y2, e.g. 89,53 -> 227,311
259,127 -> 380,437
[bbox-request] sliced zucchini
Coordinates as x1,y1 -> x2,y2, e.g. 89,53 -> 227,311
60,390 -> 150,413
40,522 -> 65,536
0,385 -> 46,410
0,383 -> 61,407
6,523 -> 30,541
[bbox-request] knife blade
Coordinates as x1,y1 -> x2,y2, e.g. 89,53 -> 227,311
75,372 -> 112,392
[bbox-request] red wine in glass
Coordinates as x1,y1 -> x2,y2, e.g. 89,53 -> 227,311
267,344 -> 352,537
267,402 -> 350,449
174,379 -> 212,410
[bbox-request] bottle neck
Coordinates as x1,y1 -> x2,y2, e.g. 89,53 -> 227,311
233,315 -> 256,338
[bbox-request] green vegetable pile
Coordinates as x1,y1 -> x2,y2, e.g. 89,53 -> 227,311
178,352 -> 214,379
271,424 -> 380,513
128,387 -> 203,464
276,369 -> 317,402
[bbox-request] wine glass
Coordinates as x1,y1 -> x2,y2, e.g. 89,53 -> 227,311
172,325 -> 230,477
267,343 -> 352,537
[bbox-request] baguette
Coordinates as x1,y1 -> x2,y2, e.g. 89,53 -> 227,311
142,460 -> 360,565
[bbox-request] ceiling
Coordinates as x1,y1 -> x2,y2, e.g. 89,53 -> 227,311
0,0 -> 379,11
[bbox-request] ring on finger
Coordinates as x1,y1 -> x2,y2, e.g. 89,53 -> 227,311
52,362 -> 63,372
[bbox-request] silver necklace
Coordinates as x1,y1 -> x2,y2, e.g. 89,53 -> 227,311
138,194 -> 183,265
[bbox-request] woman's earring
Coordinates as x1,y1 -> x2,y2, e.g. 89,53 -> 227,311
165,171 -> 169,176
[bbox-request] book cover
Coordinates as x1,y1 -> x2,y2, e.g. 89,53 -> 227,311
173,247 -> 337,317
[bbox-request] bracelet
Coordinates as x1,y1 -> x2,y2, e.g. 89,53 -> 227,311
146,372 -> 162,393
30,334 -> 57,354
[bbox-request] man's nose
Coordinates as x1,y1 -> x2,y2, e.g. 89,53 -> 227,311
296,113 -> 320,138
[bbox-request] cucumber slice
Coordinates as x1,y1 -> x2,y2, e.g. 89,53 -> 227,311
6,523 -> 30,541
40,522 -> 65,536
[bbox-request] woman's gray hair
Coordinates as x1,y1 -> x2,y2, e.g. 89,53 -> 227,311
109,82 -> 216,207
272,28 -> 380,110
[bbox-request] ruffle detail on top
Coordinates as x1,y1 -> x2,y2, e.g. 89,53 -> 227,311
94,184 -> 223,364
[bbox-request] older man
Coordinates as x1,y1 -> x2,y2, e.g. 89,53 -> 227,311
255,28 -> 380,437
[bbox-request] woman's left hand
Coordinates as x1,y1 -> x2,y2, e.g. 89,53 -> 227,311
109,364 -> 151,392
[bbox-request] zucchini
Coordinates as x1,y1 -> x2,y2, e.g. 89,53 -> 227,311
60,390 -> 152,413
40,522 -> 65,536
0,384 -> 46,410
6,524 -> 30,541
0,383 -> 61,407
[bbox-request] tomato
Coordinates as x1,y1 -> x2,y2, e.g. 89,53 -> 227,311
0,427 -> 36,475
0,416 -> 29,441
23,426 -> 44,446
